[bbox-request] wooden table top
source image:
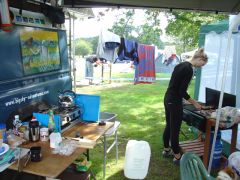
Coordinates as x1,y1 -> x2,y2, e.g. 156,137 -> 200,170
9,121 -> 114,178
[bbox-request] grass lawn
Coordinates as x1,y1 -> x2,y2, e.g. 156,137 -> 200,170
76,80 -> 195,180
111,73 -> 171,79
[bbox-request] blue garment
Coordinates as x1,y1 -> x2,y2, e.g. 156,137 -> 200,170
116,38 -> 138,64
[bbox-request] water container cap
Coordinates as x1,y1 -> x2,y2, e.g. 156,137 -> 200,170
31,116 -> 37,121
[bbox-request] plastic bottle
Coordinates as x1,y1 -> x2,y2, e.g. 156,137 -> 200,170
210,131 -> 223,168
48,109 -> 55,134
13,115 -> 22,131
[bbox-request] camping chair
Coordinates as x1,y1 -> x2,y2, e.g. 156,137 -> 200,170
180,152 -> 215,180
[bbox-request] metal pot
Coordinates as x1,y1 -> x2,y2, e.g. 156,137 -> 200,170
58,90 -> 76,108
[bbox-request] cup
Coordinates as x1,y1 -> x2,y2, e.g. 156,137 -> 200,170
40,128 -> 49,141
30,146 -> 42,162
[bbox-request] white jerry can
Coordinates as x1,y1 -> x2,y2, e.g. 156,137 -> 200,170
124,140 -> 151,179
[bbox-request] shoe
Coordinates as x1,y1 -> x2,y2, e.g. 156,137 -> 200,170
162,149 -> 174,158
173,155 -> 182,166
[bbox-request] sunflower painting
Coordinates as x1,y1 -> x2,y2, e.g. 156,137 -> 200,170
20,27 -> 61,75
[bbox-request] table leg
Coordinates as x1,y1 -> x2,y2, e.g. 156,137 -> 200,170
86,149 -> 90,161
230,124 -> 238,153
103,135 -> 107,179
115,130 -> 118,163
203,120 -> 212,168
83,149 -> 90,161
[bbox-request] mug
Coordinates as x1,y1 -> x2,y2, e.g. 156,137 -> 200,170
30,146 -> 42,162
40,128 -> 49,141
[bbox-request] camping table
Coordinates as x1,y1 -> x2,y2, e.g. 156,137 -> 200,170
9,121 -> 114,179
180,118 -> 238,168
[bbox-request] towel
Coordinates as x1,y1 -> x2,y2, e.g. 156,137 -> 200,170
134,44 -> 155,84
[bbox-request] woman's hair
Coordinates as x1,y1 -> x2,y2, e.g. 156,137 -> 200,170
92,57 -> 99,63
193,48 -> 208,62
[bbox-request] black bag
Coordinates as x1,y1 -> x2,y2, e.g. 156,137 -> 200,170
41,4 -> 65,24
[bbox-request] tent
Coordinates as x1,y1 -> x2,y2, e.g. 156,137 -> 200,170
195,20 -> 240,108
195,19 -> 240,159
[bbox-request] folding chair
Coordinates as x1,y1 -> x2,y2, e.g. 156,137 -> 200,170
102,121 -> 120,179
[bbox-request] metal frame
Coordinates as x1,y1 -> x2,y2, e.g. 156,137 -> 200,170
102,121 -> 120,179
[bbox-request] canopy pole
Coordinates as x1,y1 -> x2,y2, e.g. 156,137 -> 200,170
73,13 -> 77,92
208,13 -> 240,173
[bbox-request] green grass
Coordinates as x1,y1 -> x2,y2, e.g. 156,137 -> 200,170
76,80 -> 195,180
111,73 -> 171,79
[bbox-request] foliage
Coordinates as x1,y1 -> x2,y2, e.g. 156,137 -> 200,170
109,9 -> 164,49
109,10 -> 136,40
83,36 -> 99,54
137,9 -> 164,49
75,38 -> 93,56
165,11 -> 227,53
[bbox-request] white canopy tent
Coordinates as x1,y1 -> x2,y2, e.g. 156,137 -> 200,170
198,23 -> 240,108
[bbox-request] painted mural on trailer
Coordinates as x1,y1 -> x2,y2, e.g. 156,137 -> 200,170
20,28 -> 60,75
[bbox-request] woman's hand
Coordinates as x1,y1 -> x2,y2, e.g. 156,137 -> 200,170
193,102 -> 202,110
187,98 -> 202,110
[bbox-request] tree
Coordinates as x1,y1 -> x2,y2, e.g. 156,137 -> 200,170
83,36 -> 99,54
137,9 -> 164,49
109,9 -> 164,49
109,9 -> 136,39
75,38 -> 92,57
165,11 -> 227,53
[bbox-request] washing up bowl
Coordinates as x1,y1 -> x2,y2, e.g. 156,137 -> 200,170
99,112 -> 117,122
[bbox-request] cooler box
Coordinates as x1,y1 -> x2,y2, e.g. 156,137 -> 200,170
75,94 -> 100,122
124,140 -> 151,179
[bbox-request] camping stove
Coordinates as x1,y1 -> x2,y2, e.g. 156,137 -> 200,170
39,106 -> 81,129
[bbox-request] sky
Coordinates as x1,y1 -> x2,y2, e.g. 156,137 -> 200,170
68,8 -> 169,41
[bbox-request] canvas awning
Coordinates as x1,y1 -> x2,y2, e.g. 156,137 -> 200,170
63,0 -> 240,13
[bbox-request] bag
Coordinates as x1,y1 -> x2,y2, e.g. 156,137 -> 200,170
41,4 -> 65,24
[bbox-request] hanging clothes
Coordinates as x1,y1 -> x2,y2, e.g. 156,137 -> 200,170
96,30 -> 120,62
134,44 -> 156,84
116,37 -> 139,64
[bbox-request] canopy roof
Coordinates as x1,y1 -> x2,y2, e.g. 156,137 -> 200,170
199,20 -> 229,47
63,0 -> 240,13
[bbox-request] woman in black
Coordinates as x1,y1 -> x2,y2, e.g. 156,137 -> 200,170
162,48 -> 208,164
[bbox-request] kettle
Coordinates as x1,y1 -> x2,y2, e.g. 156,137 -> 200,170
29,120 -> 40,142
58,90 -> 76,108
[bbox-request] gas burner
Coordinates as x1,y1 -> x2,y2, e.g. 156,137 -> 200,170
38,105 -> 82,130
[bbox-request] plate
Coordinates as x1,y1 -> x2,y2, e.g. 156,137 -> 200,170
0,143 -> 9,156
